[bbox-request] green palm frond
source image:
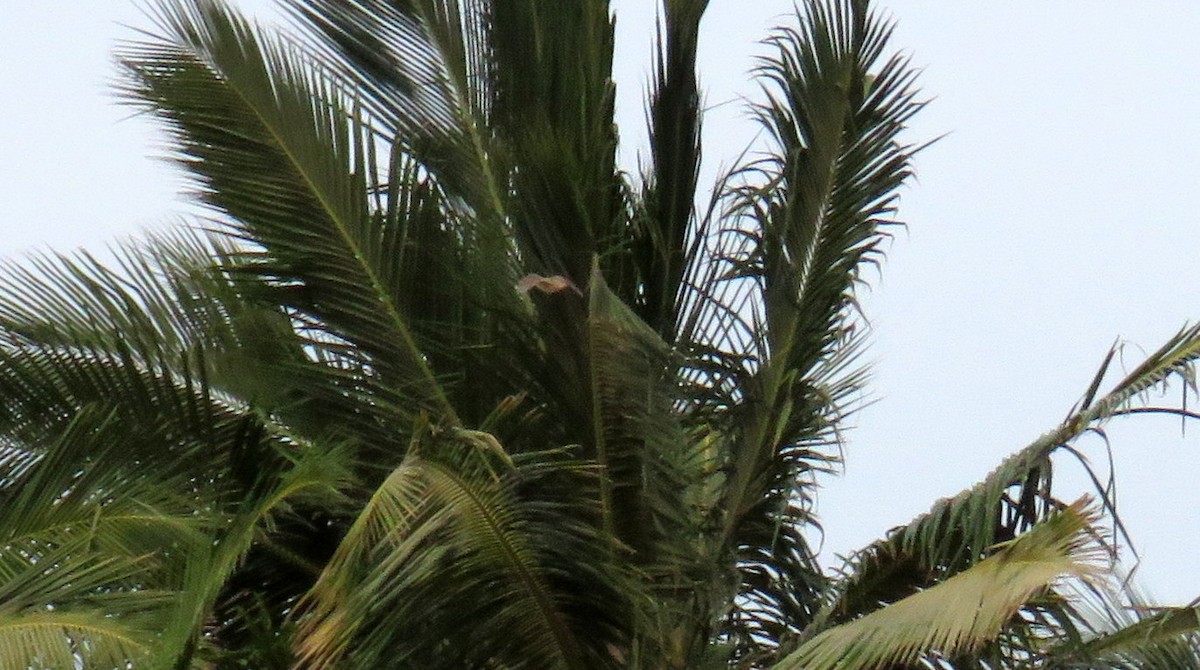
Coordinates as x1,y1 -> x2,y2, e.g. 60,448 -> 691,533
587,263 -> 689,544
714,0 -> 922,522
290,0 -> 623,288
587,262 -> 731,666
151,440 -> 352,668
296,422 -> 632,670
0,407 -> 210,669
0,231 -> 309,495
0,226 -> 354,667
0,611 -> 153,670
286,0 -> 503,206
1088,605 -> 1200,662
120,0 -> 459,435
479,0 -> 624,292
0,392 -> 348,669
627,0 -> 709,338
672,0 -> 922,653
0,409 -> 214,566
1045,587 -> 1200,668
0,231 -> 278,543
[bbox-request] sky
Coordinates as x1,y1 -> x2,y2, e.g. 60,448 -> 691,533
2,2 -> 1198,604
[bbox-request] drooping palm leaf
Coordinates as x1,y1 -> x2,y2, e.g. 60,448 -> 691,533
818,326 -> 1200,634
776,499 -> 1104,670
776,326 -> 1200,670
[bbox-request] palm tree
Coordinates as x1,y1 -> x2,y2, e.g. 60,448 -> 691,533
0,0 -> 1197,667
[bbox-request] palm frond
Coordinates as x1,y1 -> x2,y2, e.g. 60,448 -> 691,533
587,263 -> 687,544
119,0 -> 458,434
776,499 -> 1104,670
290,0 -> 624,288
0,226 -> 358,666
587,263 -> 732,666
626,0 -> 709,337
0,228 -> 303,472
0,407 -> 211,669
150,441 -> 352,668
812,325 -> 1200,649
0,611 -> 153,670
676,0 -> 922,654
295,422 -> 633,670
485,0 -> 623,286
716,0 -> 922,525
285,0 -> 501,203
1046,587 -> 1200,668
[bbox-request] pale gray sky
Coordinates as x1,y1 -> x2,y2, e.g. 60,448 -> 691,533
2,2 -> 1197,603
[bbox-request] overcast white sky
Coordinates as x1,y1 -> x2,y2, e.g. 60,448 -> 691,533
2,2 -> 1197,604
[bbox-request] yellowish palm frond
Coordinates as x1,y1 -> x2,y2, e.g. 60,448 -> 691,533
777,499 -> 1104,670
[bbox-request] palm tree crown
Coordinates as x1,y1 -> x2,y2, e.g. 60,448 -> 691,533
0,0 -> 1197,668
